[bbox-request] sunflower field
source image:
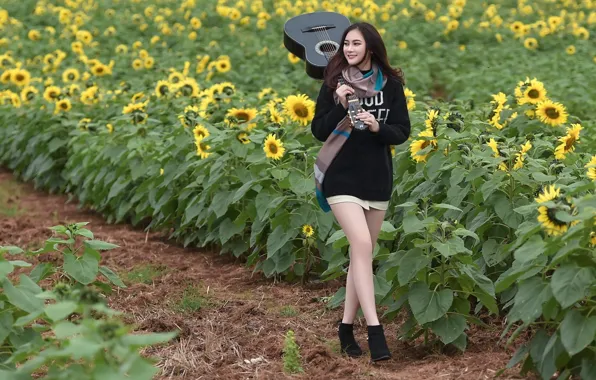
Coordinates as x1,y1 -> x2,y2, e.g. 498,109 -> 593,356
0,0 -> 595,378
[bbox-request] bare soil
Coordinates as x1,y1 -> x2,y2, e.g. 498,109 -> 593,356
0,168 -> 532,380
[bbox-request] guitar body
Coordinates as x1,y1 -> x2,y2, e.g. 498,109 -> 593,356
283,11 -> 351,80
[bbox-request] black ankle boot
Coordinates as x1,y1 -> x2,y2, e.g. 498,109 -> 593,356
367,324 -> 391,362
338,322 -> 363,357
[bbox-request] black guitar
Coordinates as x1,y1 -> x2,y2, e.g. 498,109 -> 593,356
283,11 -> 367,130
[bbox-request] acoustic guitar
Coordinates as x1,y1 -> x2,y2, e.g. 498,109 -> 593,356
283,11 -> 367,130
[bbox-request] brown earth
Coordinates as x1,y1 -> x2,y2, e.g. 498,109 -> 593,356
0,168 -> 533,380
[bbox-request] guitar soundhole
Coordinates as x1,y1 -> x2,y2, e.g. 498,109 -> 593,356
315,40 -> 339,56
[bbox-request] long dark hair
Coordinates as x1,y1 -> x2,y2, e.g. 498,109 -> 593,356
323,22 -> 405,89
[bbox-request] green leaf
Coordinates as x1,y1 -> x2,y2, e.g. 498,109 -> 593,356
532,172 -> 557,182
560,309 -> 596,356
513,235 -> 545,263
0,246 -> 24,255
395,201 -> 416,208
430,313 -> 466,344
0,312 -> 14,343
453,228 -> 480,244
408,282 -> 453,325
0,261 -> 14,278
513,204 -> 538,216
121,332 -> 178,347
403,213 -> 424,234
581,357 -> 596,380
63,251 -> 99,285
232,179 -> 257,203
397,248 -> 430,285
53,321 -> 83,339
459,264 -> 495,297
432,203 -> 462,212
432,236 -> 470,258
551,264 -> 596,308
59,337 -> 103,359
75,228 -> 94,239
84,240 -> 119,251
219,218 -> 244,245
99,266 -> 126,288
480,175 -> 504,201
266,226 -> 287,258
2,275 -> 44,313
289,172 -> 311,196
45,301 -> 78,322
508,277 -> 553,324
270,168 -> 289,180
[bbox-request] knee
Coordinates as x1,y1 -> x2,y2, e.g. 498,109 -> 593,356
349,235 -> 373,255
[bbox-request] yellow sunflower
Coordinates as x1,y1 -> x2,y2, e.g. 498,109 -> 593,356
409,129 -> 437,163
195,140 -> 211,159
535,185 -> 560,204
404,88 -> 416,111
176,78 -> 200,98
288,53 -> 301,64
515,78 -> 547,105
513,141 -> 532,170
236,131 -> 250,144
284,94 -> 315,126
523,37 -> 538,50
535,100 -> 568,127
106,123 -> 114,133
20,86 -> 38,103
62,68 -> 80,83
585,155 -> 596,181
168,71 -> 185,85
192,124 -> 210,140
179,105 -> 199,127
537,206 -> 569,236
54,98 -> 72,114
302,224 -> 314,238
263,133 -> 285,160
258,87 -> 277,100
43,86 -> 61,102
215,59 -> 231,73
554,124 -> 582,160
226,107 -> 257,126
155,80 -> 170,97
132,59 -> 143,70
10,69 -> 31,87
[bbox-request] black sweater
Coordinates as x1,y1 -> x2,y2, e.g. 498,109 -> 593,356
310,76 -> 411,201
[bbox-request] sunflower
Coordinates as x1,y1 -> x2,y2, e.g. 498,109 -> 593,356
585,155 -> 596,181
106,123 -> 114,133
11,69 -> 31,87
537,206 -> 568,236
144,57 -> 155,69
236,131 -> 250,144
168,72 -> 184,85
535,185 -> 560,204
132,59 -> 143,70
487,138 -> 508,171
263,133 -> 285,160
535,99 -> 568,127
409,129 -> 437,163
20,86 -> 38,103
566,45 -> 576,55
515,78 -> 547,105
554,124 -> 582,160
269,108 -> 285,124
195,140 -> 211,159
62,68 -> 80,83
176,78 -> 200,97
404,88 -> 416,110
258,87 -> 277,100
192,124 -> 210,140
523,37 -> 538,50
179,105 -> 199,127
28,29 -> 41,41
215,59 -> 231,73
43,85 -> 61,102
284,94 -> 315,126
1,91 -> 21,108
287,53 -> 300,64
115,44 -> 128,54
226,107 -> 257,126
54,98 -> 71,114
302,224 -> 314,238
91,63 -> 110,76
122,101 -> 148,124
513,141 -> 532,170
131,92 -> 145,103
155,80 -> 170,97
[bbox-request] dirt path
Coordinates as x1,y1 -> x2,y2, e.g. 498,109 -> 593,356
0,169 -> 528,380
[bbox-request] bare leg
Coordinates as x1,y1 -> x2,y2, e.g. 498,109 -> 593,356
330,202 -> 379,326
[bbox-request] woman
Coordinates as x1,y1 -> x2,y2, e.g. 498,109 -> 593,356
311,22 -> 411,362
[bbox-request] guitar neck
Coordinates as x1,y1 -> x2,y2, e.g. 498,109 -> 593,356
337,75 -> 359,102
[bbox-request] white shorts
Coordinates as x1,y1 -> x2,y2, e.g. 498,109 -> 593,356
326,195 -> 389,211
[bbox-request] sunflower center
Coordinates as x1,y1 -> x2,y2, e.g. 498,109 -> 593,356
564,137 -> 576,150
60,102 -> 68,109
546,208 -> 567,227
49,91 -> 58,98
236,112 -> 250,122
159,85 -> 168,95
545,107 -> 559,119
96,67 -> 104,73
16,74 -> 24,81
293,104 -> 309,118
527,89 -> 540,98
267,142 -> 278,154
181,85 -> 193,96
26,91 -> 35,100
68,73 -> 75,80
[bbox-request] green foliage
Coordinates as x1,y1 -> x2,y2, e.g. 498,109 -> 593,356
282,330 -> 304,374
0,223 -> 177,379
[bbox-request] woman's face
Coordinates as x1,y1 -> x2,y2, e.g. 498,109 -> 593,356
343,29 -> 367,66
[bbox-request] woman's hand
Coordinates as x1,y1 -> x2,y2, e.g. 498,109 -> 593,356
356,110 -> 379,132
335,84 -> 354,109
